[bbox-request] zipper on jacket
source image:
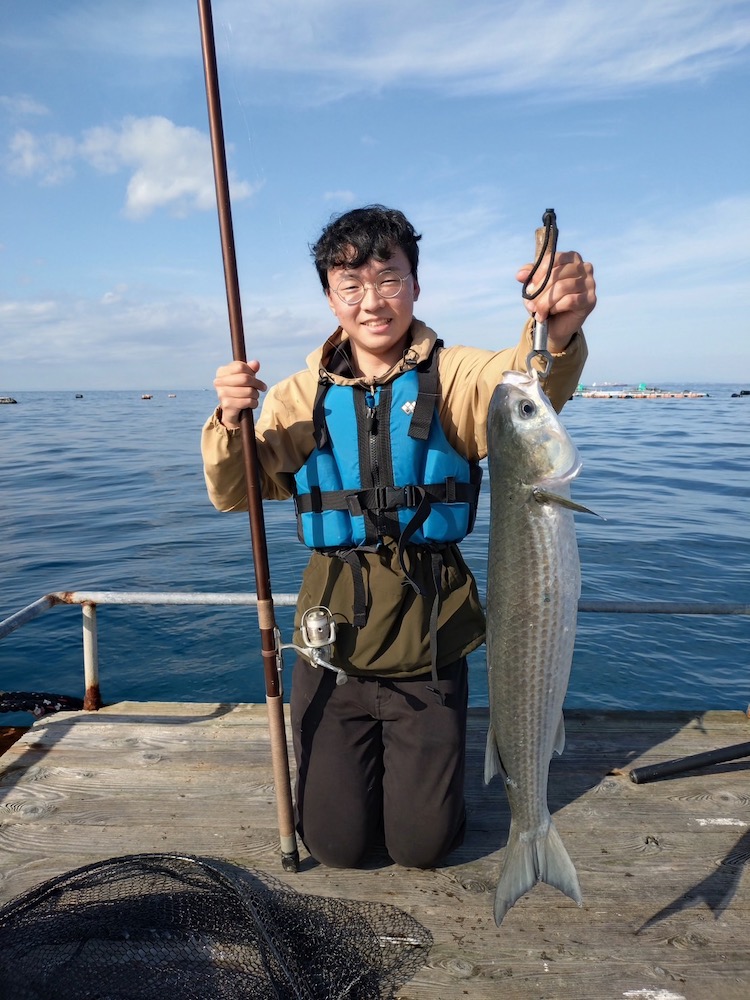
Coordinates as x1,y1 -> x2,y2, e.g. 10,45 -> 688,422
365,385 -> 385,534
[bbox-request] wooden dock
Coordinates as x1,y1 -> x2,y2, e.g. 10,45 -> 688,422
1,704 -> 749,999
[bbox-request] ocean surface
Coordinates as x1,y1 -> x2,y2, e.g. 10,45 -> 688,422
2,385 -> 749,724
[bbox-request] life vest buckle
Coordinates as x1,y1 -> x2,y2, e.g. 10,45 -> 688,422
401,484 -> 421,509
374,486 -> 391,512
365,485 -> 420,513
346,494 -> 364,517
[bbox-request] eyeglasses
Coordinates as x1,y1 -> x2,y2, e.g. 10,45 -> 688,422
332,270 -> 412,306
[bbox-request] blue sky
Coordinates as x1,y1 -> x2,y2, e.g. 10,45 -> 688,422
2,0 -> 749,391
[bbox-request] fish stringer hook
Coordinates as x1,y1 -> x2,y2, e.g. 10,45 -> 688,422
522,208 -> 558,379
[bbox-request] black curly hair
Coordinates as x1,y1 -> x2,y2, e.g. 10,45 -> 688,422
311,205 -> 421,292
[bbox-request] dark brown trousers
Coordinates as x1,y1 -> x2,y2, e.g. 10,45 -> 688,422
290,657 -> 468,869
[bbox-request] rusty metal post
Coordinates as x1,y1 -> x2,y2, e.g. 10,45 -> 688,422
81,602 -> 103,710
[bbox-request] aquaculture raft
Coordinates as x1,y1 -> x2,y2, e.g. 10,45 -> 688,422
1,704 -> 748,999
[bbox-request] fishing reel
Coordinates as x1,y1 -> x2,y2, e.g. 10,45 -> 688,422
277,606 -> 348,685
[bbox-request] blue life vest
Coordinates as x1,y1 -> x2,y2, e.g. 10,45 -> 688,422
293,344 -> 482,552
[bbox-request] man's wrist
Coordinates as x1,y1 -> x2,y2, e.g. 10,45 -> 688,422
549,329 -> 579,355
217,407 -> 241,431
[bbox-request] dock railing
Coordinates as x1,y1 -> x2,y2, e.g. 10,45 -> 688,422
1,591 -> 749,710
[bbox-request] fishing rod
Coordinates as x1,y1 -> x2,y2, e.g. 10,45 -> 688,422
629,740 -> 750,784
196,0 -> 299,872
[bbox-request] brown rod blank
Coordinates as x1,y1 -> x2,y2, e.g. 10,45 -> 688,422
196,0 -> 298,872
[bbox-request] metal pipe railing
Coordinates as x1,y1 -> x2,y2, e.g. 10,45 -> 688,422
0,591 -> 301,712
0,591 -> 300,641
1,591 -> 748,712
578,600 -> 750,615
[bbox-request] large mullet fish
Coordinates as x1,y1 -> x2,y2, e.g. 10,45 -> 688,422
485,368 -> 590,926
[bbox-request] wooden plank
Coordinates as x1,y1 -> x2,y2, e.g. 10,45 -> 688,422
0,703 -> 748,1000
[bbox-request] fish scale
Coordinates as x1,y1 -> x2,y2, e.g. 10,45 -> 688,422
484,368 -> 584,926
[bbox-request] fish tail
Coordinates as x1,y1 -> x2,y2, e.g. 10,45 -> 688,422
494,818 -> 582,926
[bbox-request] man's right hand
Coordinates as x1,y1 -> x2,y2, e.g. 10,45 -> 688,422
213,359 -> 267,429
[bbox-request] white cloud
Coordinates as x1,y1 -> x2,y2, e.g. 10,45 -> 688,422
8,129 -> 76,184
361,189 -> 750,384
600,196 -> 750,284
554,195 -> 750,381
5,116 -> 258,217
209,0 -> 750,103
3,190 -> 748,388
15,1 -> 748,105
1,286 -> 328,389
417,190 -> 750,305
81,116 -> 258,218
0,94 -> 50,116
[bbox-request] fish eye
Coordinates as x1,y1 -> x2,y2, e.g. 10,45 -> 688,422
518,399 -> 536,419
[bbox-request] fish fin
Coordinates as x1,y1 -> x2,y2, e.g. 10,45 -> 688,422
494,818 -> 583,926
484,725 -> 505,785
532,487 -> 603,519
553,712 -> 566,756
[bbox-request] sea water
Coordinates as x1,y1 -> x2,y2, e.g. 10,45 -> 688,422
1,386 -> 749,722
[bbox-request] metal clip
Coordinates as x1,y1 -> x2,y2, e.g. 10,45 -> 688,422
526,319 -> 553,378
522,209 -> 558,379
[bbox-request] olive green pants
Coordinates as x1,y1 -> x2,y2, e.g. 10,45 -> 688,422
290,657 -> 468,869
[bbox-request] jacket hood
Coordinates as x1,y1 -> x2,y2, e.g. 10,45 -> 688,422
304,319 -> 438,387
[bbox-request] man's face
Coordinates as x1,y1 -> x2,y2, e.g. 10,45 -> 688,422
325,248 -> 420,373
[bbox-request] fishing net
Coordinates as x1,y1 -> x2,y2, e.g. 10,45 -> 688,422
0,853 -> 432,1000
0,691 -> 83,717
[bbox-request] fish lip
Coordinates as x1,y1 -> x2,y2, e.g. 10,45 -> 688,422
500,368 -> 537,388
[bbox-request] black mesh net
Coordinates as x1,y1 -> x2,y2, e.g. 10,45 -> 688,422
0,853 -> 432,999
0,691 -> 84,717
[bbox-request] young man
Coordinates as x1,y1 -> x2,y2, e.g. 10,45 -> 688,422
201,205 -> 595,869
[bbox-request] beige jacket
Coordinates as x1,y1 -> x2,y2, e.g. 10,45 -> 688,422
201,318 -> 587,677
